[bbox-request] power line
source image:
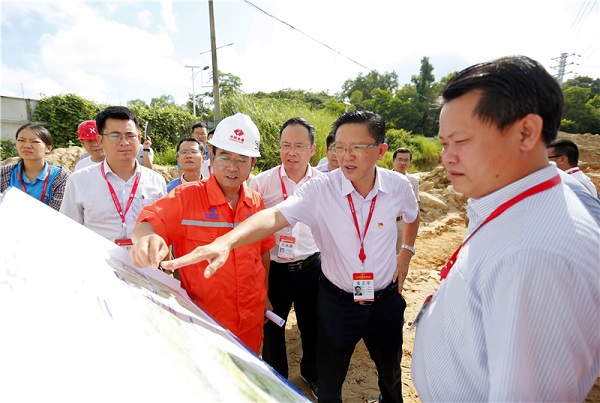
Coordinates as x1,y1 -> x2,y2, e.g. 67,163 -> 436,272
241,0 -> 371,71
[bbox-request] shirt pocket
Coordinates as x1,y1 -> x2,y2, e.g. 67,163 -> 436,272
183,222 -> 220,245
139,192 -> 162,207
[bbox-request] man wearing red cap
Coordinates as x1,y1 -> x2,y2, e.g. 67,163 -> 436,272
74,120 -> 105,171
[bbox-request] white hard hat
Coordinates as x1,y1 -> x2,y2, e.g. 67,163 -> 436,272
208,113 -> 261,157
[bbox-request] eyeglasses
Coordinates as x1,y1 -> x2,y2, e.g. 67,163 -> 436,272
214,155 -> 250,166
394,157 -> 411,163
332,143 -> 380,156
102,133 -> 139,143
280,144 -> 312,153
178,150 -> 203,157
548,155 -> 563,159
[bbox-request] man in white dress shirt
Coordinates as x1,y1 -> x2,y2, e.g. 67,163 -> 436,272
60,106 -> 167,245
411,55 -> 600,402
249,117 -> 322,398
547,138 -> 598,197
160,110 -> 420,403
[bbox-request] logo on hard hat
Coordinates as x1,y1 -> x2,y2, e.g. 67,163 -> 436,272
230,128 -> 245,145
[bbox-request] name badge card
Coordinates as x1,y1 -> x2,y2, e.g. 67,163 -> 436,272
277,235 -> 296,261
115,238 -> 133,251
353,272 -> 374,302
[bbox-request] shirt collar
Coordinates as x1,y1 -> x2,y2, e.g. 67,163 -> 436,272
102,160 -> 141,179
206,174 -> 253,208
279,164 -> 316,183
19,161 -> 49,184
467,164 -> 560,227
565,167 -> 579,174
339,166 -> 385,200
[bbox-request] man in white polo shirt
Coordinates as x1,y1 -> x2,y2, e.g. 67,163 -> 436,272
161,110 -> 420,403
60,106 -> 166,246
249,117 -> 322,398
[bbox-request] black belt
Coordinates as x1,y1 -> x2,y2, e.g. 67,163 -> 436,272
320,274 -> 398,305
273,252 -> 320,272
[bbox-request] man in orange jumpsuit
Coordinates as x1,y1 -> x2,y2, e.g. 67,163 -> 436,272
130,113 -> 275,353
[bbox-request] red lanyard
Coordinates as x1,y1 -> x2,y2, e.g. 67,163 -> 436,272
278,166 -> 289,200
567,168 -> 580,175
18,163 -> 51,203
100,162 -> 141,232
347,194 -> 377,265
440,175 -> 561,280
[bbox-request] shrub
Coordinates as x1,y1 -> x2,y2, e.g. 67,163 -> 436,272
1,139 -> 18,160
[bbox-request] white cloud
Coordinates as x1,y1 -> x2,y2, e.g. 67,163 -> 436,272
1,0 -> 598,108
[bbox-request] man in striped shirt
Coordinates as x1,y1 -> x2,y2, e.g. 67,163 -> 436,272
412,56 -> 600,401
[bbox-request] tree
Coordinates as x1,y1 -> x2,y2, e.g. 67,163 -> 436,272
31,94 -> 104,148
563,76 -> 600,98
150,94 -> 176,109
219,71 -> 243,98
561,86 -> 600,134
341,70 -> 398,101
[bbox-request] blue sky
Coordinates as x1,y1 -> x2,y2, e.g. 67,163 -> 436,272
2,0 -> 599,108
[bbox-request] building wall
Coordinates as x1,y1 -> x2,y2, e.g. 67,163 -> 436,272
1,96 -> 39,143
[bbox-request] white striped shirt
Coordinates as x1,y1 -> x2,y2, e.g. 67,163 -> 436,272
412,164 -> 600,402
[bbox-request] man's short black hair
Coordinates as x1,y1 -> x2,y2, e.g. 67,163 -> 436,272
280,117 -> 316,145
332,110 -> 386,144
96,106 -> 142,135
548,138 -> 579,166
393,147 -> 413,161
177,137 -> 204,155
441,55 -> 563,146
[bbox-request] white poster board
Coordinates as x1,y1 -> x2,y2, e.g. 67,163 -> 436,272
0,187 -> 309,402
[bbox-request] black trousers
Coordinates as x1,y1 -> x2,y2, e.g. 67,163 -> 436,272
262,256 -> 321,381
317,275 -> 406,403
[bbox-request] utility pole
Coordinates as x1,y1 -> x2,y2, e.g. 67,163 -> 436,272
185,65 -> 200,116
208,0 -> 221,124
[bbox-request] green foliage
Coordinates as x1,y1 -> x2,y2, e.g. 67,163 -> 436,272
221,93 -> 339,172
129,103 -> 196,153
563,76 -> 600,98
155,147 -> 178,166
343,58 -> 441,137
384,129 -> 442,171
1,139 -> 18,160
31,94 -> 104,148
253,89 -> 334,110
560,119 -> 578,133
561,86 -> 600,134
342,71 -> 399,101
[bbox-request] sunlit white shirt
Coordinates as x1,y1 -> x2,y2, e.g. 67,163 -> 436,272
249,164 -> 322,262
60,160 -> 166,241
277,167 -> 418,292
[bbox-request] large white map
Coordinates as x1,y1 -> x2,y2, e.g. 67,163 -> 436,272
0,187 -> 309,402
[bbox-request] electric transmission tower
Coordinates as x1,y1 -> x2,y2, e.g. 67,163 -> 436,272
551,53 -> 580,86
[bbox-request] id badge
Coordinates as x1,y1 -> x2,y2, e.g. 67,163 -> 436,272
115,238 -> 133,251
409,292 -> 434,331
277,235 -> 296,261
353,272 -> 375,302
